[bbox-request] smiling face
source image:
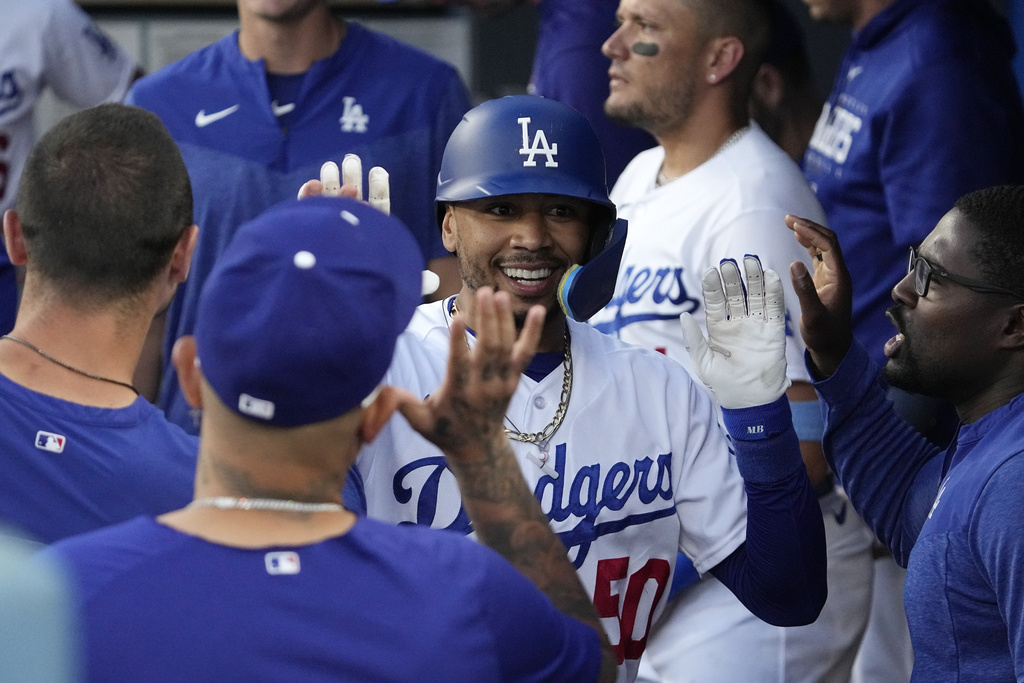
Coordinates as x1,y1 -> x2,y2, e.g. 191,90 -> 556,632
602,0 -> 707,138
442,194 -> 593,337
882,210 -> 1010,406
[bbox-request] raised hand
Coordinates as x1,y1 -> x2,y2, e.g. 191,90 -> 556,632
297,155 -> 439,296
296,154 -> 390,216
395,287 -> 545,464
679,255 -> 791,409
785,215 -> 854,379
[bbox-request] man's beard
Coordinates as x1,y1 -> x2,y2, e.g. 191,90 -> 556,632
604,76 -> 695,140
880,306 -> 940,397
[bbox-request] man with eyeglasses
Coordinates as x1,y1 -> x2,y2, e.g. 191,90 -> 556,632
729,185 -> 1024,680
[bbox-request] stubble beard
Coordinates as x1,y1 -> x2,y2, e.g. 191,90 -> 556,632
604,70 -> 696,139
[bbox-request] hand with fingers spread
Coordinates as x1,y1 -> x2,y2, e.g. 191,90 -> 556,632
784,214 -> 855,379
679,255 -> 791,409
394,287 -> 545,464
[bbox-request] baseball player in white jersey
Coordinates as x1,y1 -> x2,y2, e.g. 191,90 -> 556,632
0,0 -> 137,333
322,96 -> 827,683
590,1 -> 876,680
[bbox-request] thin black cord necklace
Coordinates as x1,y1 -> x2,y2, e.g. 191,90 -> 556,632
0,334 -> 139,395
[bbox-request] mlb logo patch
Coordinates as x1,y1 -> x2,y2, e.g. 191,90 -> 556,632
265,551 -> 301,575
239,393 -> 275,420
35,431 -> 66,453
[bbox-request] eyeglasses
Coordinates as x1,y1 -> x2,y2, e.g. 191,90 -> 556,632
908,247 -> 1024,300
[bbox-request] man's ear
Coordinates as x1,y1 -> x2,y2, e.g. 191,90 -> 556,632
706,36 -> 745,83
3,211 -> 28,266
441,205 -> 457,254
1000,304 -> 1024,350
171,335 -> 203,409
358,386 -> 400,445
752,63 -> 785,109
170,225 -> 199,284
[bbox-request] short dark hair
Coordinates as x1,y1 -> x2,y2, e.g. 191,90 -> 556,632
687,0 -> 773,97
16,103 -> 192,306
953,185 -> 1024,298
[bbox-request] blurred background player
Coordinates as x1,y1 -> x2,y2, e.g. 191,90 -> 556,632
128,0 -> 471,430
748,0 -> 823,164
589,0 -> 875,680
802,0 -> 1024,445
346,95 -> 827,683
0,103 -> 197,545
45,197 -> 617,682
0,0 -> 140,336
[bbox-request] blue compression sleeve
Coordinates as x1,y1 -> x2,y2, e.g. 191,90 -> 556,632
709,397 -> 828,626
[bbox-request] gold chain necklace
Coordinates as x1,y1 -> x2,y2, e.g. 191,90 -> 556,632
450,297 -> 573,446
0,334 -> 139,395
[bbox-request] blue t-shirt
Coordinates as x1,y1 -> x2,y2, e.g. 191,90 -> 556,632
815,342 -> 1024,680
46,516 -> 600,682
803,0 -> 1024,367
530,0 -> 655,185
126,23 -> 471,434
0,372 -> 197,544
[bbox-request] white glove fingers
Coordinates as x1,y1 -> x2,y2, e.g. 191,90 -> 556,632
763,269 -> 787,324
743,255 -> 766,321
342,154 -> 363,199
719,259 -> 747,320
320,161 -> 340,197
700,267 -> 728,326
368,166 -> 391,215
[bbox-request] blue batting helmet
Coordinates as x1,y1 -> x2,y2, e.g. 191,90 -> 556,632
435,96 -> 626,320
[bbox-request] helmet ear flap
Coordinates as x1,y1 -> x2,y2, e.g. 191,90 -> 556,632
558,218 -> 628,321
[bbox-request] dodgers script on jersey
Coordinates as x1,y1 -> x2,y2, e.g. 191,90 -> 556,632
590,124 -> 823,385
356,301 -> 749,683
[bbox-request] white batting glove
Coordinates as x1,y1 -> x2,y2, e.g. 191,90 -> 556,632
679,255 -> 791,409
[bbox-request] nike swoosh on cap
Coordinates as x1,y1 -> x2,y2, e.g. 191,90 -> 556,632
195,104 -> 240,127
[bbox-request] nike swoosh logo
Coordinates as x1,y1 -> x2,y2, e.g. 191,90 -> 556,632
195,104 -> 240,127
271,100 -> 295,117
834,501 -> 847,525
847,66 -> 864,81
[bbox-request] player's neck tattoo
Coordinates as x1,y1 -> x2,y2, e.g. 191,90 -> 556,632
632,42 -> 659,57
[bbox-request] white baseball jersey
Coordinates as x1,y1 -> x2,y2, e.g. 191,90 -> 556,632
595,124 -> 875,683
0,0 -> 136,214
356,300 -> 749,683
589,123 -> 823,385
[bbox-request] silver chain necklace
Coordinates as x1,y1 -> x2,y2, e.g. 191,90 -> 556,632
187,497 -> 346,513
0,334 -> 139,395
449,297 -> 573,446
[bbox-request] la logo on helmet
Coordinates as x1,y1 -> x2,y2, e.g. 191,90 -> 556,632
518,117 -> 559,168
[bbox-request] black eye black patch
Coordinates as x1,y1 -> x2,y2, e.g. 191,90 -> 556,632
632,42 -> 660,57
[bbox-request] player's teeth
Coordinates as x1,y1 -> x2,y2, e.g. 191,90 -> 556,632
896,333 -> 905,341
503,267 -> 552,280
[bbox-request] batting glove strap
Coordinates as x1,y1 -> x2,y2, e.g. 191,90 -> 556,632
724,396 -> 804,484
